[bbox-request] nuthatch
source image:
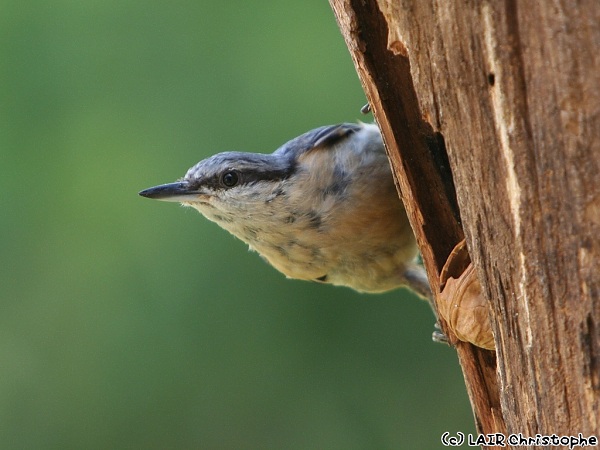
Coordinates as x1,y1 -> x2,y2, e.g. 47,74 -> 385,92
139,123 -> 430,297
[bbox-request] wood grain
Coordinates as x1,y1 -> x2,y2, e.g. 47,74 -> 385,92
330,0 -> 599,441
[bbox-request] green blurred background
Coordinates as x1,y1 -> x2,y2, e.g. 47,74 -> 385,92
1,1 -> 475,448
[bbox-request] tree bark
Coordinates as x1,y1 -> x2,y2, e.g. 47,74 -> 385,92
330,0 -> 599,444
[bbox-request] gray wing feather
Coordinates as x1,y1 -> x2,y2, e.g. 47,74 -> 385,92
272,123 -> 361,160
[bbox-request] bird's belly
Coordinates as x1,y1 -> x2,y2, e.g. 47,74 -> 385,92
252,233 -> 418,293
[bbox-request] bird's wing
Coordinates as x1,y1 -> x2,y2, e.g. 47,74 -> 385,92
311,123 -> 362,148
273,123 -> 362,160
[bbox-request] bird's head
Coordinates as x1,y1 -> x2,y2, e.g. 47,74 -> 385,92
139,151 -> 294,226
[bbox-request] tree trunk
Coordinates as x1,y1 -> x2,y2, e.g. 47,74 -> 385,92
329,0 -> 600,445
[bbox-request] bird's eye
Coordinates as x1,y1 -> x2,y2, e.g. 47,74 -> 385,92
221,170 -> 240,187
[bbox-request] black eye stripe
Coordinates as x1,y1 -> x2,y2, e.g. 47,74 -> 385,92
219,167 -> 294,188
185,153 -> 296,191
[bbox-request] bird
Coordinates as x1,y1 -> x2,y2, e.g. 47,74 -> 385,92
139,122 -> 431,297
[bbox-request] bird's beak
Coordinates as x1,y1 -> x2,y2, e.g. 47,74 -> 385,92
138,182 -> 200,203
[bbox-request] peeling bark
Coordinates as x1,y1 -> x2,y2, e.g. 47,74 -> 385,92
330,0 -> 599,442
